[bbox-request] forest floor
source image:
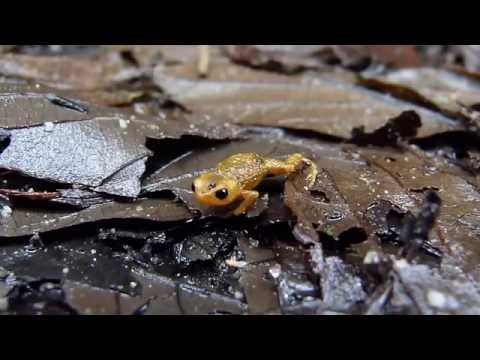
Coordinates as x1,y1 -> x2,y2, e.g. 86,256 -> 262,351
1,45 -> 480,315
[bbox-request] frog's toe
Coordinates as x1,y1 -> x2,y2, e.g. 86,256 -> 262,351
300,158 -> 318,188
306,165 -> 318,188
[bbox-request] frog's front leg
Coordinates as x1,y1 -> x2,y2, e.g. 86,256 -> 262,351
232,190 -> 259,216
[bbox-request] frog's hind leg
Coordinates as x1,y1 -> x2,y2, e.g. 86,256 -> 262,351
265,154 -> 318,188
232,190 -> 259,216
264,158 -> 296,176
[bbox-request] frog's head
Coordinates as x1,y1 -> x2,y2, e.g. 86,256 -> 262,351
192,172 -> 241,207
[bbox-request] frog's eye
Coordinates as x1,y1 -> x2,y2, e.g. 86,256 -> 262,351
215,189 -> 229,200
191,183 -> 196,192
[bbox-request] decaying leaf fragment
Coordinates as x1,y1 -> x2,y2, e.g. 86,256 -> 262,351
350,110 -> 422,147
364,257 -> 480,315
399,191 -> 442,260
309,246 -> 366,313
284,161 -> 366,245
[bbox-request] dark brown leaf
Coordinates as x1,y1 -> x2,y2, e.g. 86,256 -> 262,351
0,50 -> 143,90
154,60 -> 460,139
359,68 -> 480,121
0,198 -> 191,238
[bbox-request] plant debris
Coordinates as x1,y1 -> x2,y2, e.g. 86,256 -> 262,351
350,111 -> 422,147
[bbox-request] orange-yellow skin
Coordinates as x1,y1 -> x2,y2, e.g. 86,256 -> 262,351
193,153 -> 317,215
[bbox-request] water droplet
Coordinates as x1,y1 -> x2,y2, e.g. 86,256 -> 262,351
118,119 -> 129,129
269,264 -> 282,279
364,251 -> 380,265
427,290 -> 446,308
0,205 -> 12,218
44,122 -> 55,132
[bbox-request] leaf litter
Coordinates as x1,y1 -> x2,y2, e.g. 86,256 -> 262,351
2,45 -> 480,314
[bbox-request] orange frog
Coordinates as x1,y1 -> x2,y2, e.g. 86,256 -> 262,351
192,153 -> 317,215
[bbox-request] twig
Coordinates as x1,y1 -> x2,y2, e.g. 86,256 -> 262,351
198,45 -> 210,78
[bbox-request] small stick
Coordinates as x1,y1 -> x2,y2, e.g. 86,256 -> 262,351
197,45 -> 210,78
0,189 -> 59,201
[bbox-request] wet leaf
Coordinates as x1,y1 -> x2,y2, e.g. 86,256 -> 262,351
222,45 -> 329,73
0,118 -> 150,196
109,45 -> 225,69
10,45 -> 101,57
64,272 -> 244,315
365,258 -> 480,315
154,59 -> 459,139
362,45 -> 423,68
0,92 -> 97,129
452,45 -> 480,73
0,50 -> 143,90
360,68 -> 480,121
309,246 -> 366,313
285,165 -> 366,245
0,198 -> 191,238
0,90 -> 242,198
356,145 -> 480,282
224,45 -> 423,73
0,238 -> 142,297
0,224 -> 247,314
173,229 -> 236,266
350,110 -> 422,147
5,278 -> 78,315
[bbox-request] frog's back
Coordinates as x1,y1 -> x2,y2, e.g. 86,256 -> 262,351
217,153 -> 267,189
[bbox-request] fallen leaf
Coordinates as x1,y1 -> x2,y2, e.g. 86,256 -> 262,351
154,60 -> 459,139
